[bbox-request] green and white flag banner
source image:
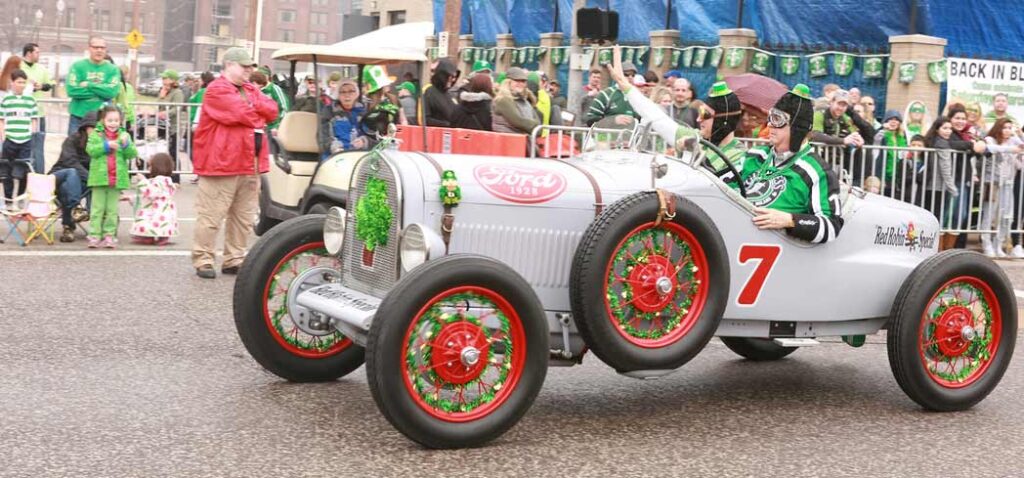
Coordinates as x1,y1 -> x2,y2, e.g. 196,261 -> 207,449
863,57 -> 884,79
899,62 -> 918,84
928,59 -> 947,83
724,47 -> 746,68
780,55 -> 800,75
832,53 -> 855,76
750,51 -> 772,74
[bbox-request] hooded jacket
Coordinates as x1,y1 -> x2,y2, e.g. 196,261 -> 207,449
422,59 -> 459,127
451,91 -> 493,131
193,76 -> 279,176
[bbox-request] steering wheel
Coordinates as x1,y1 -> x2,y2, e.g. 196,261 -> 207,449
696,138 -> 748,199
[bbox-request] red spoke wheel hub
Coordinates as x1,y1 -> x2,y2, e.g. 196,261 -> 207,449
430,321 -> 491,385
918,276 -> 1002,388
626,255 -> 678,313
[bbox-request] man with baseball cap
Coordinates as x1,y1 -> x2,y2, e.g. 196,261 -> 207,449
191,47 -> 278,279
585,61 -> 638,126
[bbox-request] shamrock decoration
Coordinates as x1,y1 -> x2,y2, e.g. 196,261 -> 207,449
928,60 -> 947,83
780,55 -> 800,75
725,48 -> 746,68
863,57 -> 884,79
833,53 -> 854,76
750,52 -> 771,74
809,55 -> 828,77
439,169 -> 462,206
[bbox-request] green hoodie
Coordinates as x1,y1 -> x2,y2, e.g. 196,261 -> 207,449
65,59 -> 121,117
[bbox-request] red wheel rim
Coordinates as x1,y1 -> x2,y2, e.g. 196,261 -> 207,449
603,221 -> 709,348
262,242 -> 352,359
917,276 -> 1002,388
401,286 -> 527,423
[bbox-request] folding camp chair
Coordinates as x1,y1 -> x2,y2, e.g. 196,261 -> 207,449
1,172 -> 60,245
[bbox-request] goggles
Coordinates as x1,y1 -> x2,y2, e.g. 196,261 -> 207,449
767,108 -> 791,128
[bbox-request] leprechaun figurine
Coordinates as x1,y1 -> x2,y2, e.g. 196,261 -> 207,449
439,170 -> 461,206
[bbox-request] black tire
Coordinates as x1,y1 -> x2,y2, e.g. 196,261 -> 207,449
720,337 -> 797,361
887,250 -> 1017,411
366,255 -> 549,449
306,202 -> 331,215
570,191 -> 730,372
253,207 -> 281,236
233,214 -> 364,382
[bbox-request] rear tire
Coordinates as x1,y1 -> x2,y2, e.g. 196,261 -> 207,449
887,250 -> 1016,411
720,337 -> 797,361
366,255 -> 548,449
570,191 -> 730,372
234,214 -> 364,382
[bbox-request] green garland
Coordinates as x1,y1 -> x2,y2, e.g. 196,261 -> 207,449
355,177 -> 394,251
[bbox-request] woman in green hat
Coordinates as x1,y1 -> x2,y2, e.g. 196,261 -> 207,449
903,100 -> 931,142
158,69 -> 185,167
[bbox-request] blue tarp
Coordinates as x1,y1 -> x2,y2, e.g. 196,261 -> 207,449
434,0 -> 1024,61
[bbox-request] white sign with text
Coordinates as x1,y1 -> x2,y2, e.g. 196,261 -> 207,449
946,57 -> 1024,121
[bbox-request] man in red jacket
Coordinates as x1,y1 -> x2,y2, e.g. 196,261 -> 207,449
191,47 -> 278,279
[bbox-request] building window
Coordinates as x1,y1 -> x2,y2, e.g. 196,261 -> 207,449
311,12 -> 328,25
123,13 -> 134,31
313,0 -> 328,5
211,22 -> 230,37
370,13 -> 379,29
280,30 -> 294,42
388,10 -> 405,25
208,47 -> 219,66
214,0 -> 231,17
62,8 -> 76,28
352,0 -> 363,10
279,10 -> 296,23
95,10 -> 111,31
308,32 -> 327,44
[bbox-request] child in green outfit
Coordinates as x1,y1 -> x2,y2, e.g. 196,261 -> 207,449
85,105 -> 137,248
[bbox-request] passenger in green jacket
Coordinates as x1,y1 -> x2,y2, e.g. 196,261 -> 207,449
584,60 -> 637,127
66,37 -> 121,135
252,68 -> 289,154
85,105 -> 137,248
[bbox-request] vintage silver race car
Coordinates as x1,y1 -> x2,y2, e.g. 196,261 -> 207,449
233,130 -> 1017,449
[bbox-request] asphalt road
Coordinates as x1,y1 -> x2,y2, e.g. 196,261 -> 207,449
3,184 -> 1024,477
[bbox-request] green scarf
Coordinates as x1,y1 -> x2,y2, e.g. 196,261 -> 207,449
883,129 -> 908,181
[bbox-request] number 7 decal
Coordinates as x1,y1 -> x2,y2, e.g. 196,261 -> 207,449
737,244 -> 782,306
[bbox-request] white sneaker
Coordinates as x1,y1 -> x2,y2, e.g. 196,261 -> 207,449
981,237 -> 995,257
1012,245 -> 1024,258
996,247 -> 1008,258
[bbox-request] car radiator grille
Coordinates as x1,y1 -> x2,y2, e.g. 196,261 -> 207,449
341,155 -> 401,297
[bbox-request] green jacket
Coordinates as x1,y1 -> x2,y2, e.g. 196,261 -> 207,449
85,128 -> 137,190
115,82 -> 136,120
188,88 -> 206,123
261,83 -> 289,129
162,87 -> 185,134
21,61 -> 54,113
65,59 -> 121,117
736,143 -> 844,244
705,137 -> 747,172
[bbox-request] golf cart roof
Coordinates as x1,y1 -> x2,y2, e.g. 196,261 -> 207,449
272,22 -> 433,64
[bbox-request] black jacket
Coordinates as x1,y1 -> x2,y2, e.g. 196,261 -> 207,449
49,133 -> 91,178
422,59 -> 459,127
451,91 -> 493,131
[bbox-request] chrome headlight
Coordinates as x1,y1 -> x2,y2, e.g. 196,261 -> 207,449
323,207 -> 347,255
400,224 -> 446,272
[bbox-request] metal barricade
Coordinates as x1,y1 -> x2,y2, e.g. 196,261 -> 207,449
37,98 -> 196,175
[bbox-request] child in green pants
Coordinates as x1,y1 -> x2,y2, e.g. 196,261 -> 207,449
85,105 -> 137,248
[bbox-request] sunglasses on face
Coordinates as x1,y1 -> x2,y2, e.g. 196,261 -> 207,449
767,108 -> 791,128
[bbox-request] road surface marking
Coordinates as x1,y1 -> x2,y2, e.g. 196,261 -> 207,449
0,250 -> 195,257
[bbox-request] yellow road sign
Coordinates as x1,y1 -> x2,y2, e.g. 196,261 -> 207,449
125,29 -> 145,49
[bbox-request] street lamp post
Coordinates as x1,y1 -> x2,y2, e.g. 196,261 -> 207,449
55,0 -> 65,96
35,9 -> 44,43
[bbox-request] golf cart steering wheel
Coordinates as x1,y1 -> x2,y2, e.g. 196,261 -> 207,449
697,138 -> 748,199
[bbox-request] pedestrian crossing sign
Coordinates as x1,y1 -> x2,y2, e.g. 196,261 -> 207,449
126,29 -> 145,49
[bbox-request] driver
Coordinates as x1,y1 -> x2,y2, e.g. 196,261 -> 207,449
740,84 -> 844,243
605,47 -> 745,169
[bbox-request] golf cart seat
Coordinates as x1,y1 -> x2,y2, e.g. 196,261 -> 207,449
277,112 -> 321,169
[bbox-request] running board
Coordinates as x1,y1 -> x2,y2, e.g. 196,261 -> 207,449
773,338 -> 820,347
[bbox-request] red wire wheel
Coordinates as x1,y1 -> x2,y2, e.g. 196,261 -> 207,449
262,242 -> 353,358
235,214 -> 365,383
917,276 -> 1002,388
887,250 -> 1017,411
570,191 -> 729,373
401,286 -> 526,422
603,221 -> 710,348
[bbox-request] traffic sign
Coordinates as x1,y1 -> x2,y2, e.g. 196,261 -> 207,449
125,29 -> 145,49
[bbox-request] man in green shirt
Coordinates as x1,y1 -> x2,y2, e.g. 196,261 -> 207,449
21,43 -> 54,174
252,67 -> 289,154
65,36 -> 121,135
585,61 -> 638,127
985,93 -> 1017,125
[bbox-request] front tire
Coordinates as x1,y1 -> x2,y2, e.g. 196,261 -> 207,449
720,337 -> 797,361
366,255 -> 549,449
233,214 -> 364,382
887,250 -> 1016,411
